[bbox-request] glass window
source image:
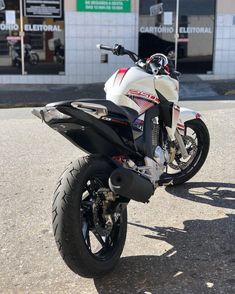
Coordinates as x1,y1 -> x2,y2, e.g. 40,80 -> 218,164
0,0 -> 65,75
139,0 -> 216,74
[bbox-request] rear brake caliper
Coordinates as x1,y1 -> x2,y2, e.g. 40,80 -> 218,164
92,189 -> 117,236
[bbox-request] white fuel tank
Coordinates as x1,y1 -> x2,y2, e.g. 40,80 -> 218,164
105,66 -> 179,114
154,75 -> 179,102
105,67 -> 156,113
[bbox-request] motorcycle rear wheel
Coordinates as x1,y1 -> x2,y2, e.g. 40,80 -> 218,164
167,118 -> 210,185
52,155 -> 127,278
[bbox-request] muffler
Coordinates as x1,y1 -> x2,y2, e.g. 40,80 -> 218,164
108,167 -> 154,203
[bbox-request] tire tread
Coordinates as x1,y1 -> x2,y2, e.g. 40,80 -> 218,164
52,155 -> 127,278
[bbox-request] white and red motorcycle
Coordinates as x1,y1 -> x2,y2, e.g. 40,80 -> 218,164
33,44 -> 210,278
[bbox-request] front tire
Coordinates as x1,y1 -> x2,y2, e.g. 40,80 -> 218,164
52,155 -> 127,278
167,119 -> 210,185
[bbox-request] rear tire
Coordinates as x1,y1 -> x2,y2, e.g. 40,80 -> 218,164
52,155 -> 127,278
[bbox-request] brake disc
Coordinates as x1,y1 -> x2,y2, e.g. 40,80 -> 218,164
169,135 -> 198,170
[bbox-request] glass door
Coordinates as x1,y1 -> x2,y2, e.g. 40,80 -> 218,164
0,1 -> 22,74
177,0 -> 215,73
139,0 -> 177,61
139,0 -> 216,74
0,0 -> 65,75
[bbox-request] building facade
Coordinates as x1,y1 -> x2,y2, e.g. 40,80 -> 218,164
0,0 -> 234,84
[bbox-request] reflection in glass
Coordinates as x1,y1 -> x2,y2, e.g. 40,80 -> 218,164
0,0 -> 65,75
139,0 -> 215,74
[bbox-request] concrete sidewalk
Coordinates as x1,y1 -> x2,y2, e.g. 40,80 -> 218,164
0,76 -> 235,108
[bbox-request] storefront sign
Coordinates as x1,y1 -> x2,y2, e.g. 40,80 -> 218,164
77,0 -> 131,13
0,23 -> 62,32
140,26 -> 174,34
0,23 -> 19,31
140,26 -> 213,34
24,24 -> 62,32
24,0 -> 62,18
179,27 -> 212,34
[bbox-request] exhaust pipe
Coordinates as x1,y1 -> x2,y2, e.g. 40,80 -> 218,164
109,167 -> 154,203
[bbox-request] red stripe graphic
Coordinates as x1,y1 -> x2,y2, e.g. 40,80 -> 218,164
177,123 -> 185,130
113,68 -> 129,87
126,89 -> 160,104
134,98 -> 154,113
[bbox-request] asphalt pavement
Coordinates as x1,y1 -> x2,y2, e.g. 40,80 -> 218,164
0,100 -> 235,293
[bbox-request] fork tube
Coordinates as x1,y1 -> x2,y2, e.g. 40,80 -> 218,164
175,129 -> 189,159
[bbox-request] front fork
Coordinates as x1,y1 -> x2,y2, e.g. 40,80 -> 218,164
166,103 -> 189,159
175,129 -> 189,159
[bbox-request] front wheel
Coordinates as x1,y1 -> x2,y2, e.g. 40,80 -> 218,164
166,118 -> 210,185
52,156 -> 127,278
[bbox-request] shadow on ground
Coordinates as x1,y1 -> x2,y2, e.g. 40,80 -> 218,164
94,182 -> 235,294
165,182 -> 235,209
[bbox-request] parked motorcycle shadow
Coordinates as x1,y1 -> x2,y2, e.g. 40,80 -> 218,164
165,182 -> 235,209
94,215 -> 235,293
94,183 -> 235,294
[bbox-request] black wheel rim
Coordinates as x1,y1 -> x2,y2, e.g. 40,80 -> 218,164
80,176 -> 123,260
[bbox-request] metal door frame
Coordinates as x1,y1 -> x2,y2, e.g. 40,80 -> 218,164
174,0 -> 179,70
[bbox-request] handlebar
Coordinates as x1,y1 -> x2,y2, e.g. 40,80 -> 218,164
96,44 -> 113,52
96,43 -> 179,78
149,62 -> 160,75
97,43 -> 138,62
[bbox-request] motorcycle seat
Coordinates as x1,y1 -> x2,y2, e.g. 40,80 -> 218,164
53,99 -> 138,123
80,99 -> 138,122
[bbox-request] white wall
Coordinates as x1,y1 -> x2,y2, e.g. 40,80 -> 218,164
213,14 -> 235,77
0,11 -> 138,84
65,11 -> 138,84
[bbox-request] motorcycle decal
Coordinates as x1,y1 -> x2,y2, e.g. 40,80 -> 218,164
126,89 -> 160,104
133,97 -> 154,113
102,116 -> 129,125
113,68 -> 129,86
177,122 -> 185,130
133,117 -> 145,131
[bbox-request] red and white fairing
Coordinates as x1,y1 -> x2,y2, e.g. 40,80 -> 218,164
104,65 -> 200,141
105,66 -> 179,114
